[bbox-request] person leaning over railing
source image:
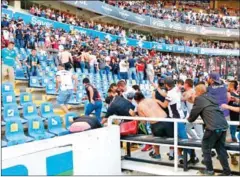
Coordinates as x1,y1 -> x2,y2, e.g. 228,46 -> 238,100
187,84 -> 232,176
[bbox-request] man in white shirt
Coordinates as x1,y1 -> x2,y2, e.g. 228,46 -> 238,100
56,64 -> 78,113
119,59 -> 129,81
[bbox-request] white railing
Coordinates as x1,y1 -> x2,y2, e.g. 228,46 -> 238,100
108,116 -> 239,172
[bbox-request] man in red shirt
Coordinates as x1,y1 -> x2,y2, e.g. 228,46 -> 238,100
136,58 -> 145,84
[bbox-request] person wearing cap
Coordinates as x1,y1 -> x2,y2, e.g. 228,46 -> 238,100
188,84 -> 231,176
2,42 -> 22,87
56,64 -> 78,113
207,72 -> 231,118
83,78 -> 103,123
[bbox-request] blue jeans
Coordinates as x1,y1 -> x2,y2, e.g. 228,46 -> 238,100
178,123 -> 188,139
137,72 -> 144,84
112,73 -> 118,83
100,67 -> 110,81
80,61 -> 85,73
128,68 -> 138,84
230,125 -> 237,141
90,65 -> 94,74
120,72 -> 128,81
15,38 -> 23,48
85,100 -> 103,123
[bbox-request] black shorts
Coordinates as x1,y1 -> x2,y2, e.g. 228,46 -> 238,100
151,122 -> 174,138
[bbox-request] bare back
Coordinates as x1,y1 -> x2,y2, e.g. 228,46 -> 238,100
137,98 -> 167,124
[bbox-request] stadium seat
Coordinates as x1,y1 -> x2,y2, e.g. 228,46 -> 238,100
30,76 -> 43,88
15,69 -> 27,80
2,92 -> 17,106
48,116 -> 69,136
5,119 -> 34,146
28,118 -> 55,140
46,82 -> 57,95
23,103 -> 45,121
65,112 -> 78,129
40,102 -> 56,119
41,77 -> 50,87
2,140 -> 7,148
3,104 -> 27,124
2,121 -> 6,126
20,92 -> 33,106
2,82 -> 14,94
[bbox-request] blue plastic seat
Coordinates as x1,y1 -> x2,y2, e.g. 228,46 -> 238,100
41,77 -> 50,87
46,82 -> 57,95
65,112 -> 78,129
2,82 -> 14,94
23,103 -> 45,121
30,76 -> 43,88
48,116 -> 69,136
19,92 -> 33,106
2,140 -> 7,147
2,121 -> 6,126
3,104 -> 27,124
28,118 -> 55,140
15,69 -> 27,80
5,119 -> 34,146
2,92 -> 17,106
40,102 -> 56,119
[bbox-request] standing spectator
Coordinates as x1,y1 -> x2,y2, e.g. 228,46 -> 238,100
2,42 -> 22,87
24,48 -> 40,78
119,59 -> 129,81
128,55 -> 138,84
188,84 -> 231,176
146,60 -> 155,83
15,24 -> 24,49
2,27 -> 10,46
110,57 -> 119,83
59,47 -> 73,71
83,78 -> 103,123
56,64 -> 78,113
37,29 -> 45,49
136,58 -> 145,84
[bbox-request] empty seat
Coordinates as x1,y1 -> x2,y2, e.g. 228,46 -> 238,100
2,82 -> 14,94
40,102 -> 56,119
5,119 -> 34,146
46,82 -> 57,95
3,104 -> 27,124
2,140 -> 7,147
48,116 -> 69,136
23,103 -> 45,121
30,76 -> 43,88
65,112 -> 78,129
41,77 -> 50,87
19,92 -> 33,106
2,92 -> 17,106
15,69 -> 27,80
28,118 -> 55,140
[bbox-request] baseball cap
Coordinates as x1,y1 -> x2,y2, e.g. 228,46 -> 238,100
209,72 -> 221,84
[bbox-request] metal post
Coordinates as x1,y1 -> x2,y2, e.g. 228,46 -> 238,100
126,142 -> 131,157
183,149 -> 188,171
174,121 -> 178,172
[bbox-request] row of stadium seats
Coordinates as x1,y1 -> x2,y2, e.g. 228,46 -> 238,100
2,112 -> 78,147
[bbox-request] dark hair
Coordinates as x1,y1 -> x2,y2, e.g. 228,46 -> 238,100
132,85 -> 140,92
185,79 -> 193,88
8,41 -> 14,45
134,92 -> 145,102
164,77 -> 175,88
158,79 -> 165,87
196,81 -> 205,86
177,79 -> 184,86
105,96 -> 114,104
230,80 -> 238,90
110,83 -> 117,89
32,48 -> 37,51
83,78 -> 90,84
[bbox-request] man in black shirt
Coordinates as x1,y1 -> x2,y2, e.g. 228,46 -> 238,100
15,24 -> 24,49
188,84 -> 231,176
24,48 -> 40,77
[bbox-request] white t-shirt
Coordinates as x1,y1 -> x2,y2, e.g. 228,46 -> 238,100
3,30 -> 9,40
166,87 -> 185,119
56,70 -> 74,91
119,60 -> 128,73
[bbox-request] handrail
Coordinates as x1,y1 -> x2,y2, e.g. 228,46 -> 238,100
108,116 -> 239,172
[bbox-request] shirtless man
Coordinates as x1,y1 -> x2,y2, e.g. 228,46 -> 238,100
134,92 -> 173,159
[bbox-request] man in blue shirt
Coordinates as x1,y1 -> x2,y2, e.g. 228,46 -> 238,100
24,48 -> 40,77
2,42 -> 22,87
128,55 -> 138,84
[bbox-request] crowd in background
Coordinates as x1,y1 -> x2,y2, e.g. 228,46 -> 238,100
104,0 -> 239,29
26,5 -> 239,49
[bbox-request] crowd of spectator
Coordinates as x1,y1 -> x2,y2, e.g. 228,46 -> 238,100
26,6 -> 239,50
105,0 -> 239,29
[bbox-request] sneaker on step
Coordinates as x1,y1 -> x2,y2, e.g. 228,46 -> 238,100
151,153 -> 161,159
198,169 -> 215,176
141,144 -> 153,152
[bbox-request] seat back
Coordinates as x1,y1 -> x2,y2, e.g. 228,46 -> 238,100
30,76 -> 40,87
28,118 -> 44,135
65,112 -> 78,128
20,92 -> 33,106
5,119 -> 24,140
76,91 -> 83,102
23,103 -> 38,119
3,104 -> 20,121
2,82 -> 14,94
48,116 -> 63,130
2,92 -> 17,106
40,102 -> 54,117
41,77 -> 50,87
15,69 -> 25,78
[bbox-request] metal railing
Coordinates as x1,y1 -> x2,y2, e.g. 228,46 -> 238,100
108,116 -> 239,172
